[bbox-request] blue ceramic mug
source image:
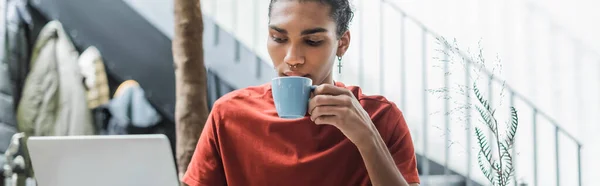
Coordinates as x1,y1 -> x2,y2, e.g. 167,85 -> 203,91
271,77 -> 316,119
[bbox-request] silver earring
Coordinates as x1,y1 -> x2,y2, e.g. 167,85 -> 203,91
337,56 -> 342,74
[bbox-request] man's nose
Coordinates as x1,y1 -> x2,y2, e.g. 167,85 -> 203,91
283,45 -> 305,66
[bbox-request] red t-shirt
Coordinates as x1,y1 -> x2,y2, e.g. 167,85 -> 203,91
183,82 -> 420,186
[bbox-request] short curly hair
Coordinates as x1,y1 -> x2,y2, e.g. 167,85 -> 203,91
268,0 -> 355,38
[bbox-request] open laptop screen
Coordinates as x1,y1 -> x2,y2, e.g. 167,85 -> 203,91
27,134 -> 178,186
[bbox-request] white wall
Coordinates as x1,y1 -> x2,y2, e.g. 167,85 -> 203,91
200,0 -> 599,185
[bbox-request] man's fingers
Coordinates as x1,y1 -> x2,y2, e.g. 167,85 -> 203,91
313,84 -> 352,96
308,95 -> 351,115
310,105 -> 346,121
313,115 -> 339,126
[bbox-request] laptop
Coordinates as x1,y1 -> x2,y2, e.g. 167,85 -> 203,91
27,134 -> 179,186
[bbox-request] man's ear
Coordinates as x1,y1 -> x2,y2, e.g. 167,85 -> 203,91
336,31 -> 351,57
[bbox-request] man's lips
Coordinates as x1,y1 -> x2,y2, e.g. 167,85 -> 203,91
283,71 -> 309,77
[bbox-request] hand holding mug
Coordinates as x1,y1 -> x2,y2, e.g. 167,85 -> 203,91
308,84 -> 376,147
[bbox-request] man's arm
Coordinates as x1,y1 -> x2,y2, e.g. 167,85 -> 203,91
356,131 -> 419,186
355,106 -> 420,186
308,85 -> 420,186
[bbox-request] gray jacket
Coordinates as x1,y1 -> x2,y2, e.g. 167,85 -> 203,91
0,0 -> 34,153
17,20 -> 95,136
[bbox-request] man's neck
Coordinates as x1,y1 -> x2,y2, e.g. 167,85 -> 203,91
319,73 -> 335,85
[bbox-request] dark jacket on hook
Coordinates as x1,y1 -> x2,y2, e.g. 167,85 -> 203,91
0,0 -> 35,154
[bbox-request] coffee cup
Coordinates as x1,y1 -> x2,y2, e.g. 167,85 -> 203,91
271,76 -> 316,119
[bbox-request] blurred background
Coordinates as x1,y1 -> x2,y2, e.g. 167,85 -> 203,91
1,0 -> 598,185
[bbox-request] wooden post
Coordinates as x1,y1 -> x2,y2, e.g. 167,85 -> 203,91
172,0 -> 209,183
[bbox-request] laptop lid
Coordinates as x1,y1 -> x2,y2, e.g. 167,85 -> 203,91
27,134 -> 178,186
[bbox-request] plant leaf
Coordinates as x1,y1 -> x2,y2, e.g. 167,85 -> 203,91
473,83 -> 491,111
500,142 -> 515,185
474,84 -> 497,133
475,127 -> 492,162
478,149 -> 497,185
496,171 -> 504,186
476,126 -> 502,186
503,107 -> 519,149
476,105 -> 496,134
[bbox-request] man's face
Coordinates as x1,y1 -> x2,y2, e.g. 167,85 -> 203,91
267,1 -> 349,85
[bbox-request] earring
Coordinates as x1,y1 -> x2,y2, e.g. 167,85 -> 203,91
337,56 -> 343,74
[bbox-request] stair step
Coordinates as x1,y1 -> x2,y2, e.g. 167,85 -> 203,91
420,175 -> 467,186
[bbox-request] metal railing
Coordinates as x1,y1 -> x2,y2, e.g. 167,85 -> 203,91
202,0 -> 586,185
378,1 -> 583,186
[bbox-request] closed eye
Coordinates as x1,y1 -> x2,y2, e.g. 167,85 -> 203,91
305,40 -> 323,46
271,35 -> 288,43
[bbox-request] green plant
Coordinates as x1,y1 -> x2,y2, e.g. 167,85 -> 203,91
433,36 -> 520,186
473,83 -> 519,186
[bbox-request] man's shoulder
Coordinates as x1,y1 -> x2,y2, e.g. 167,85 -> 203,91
211,83 -> 272,113
344,84 -> 402,121
345,85 -> 398,110
343,84 -> 407,141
